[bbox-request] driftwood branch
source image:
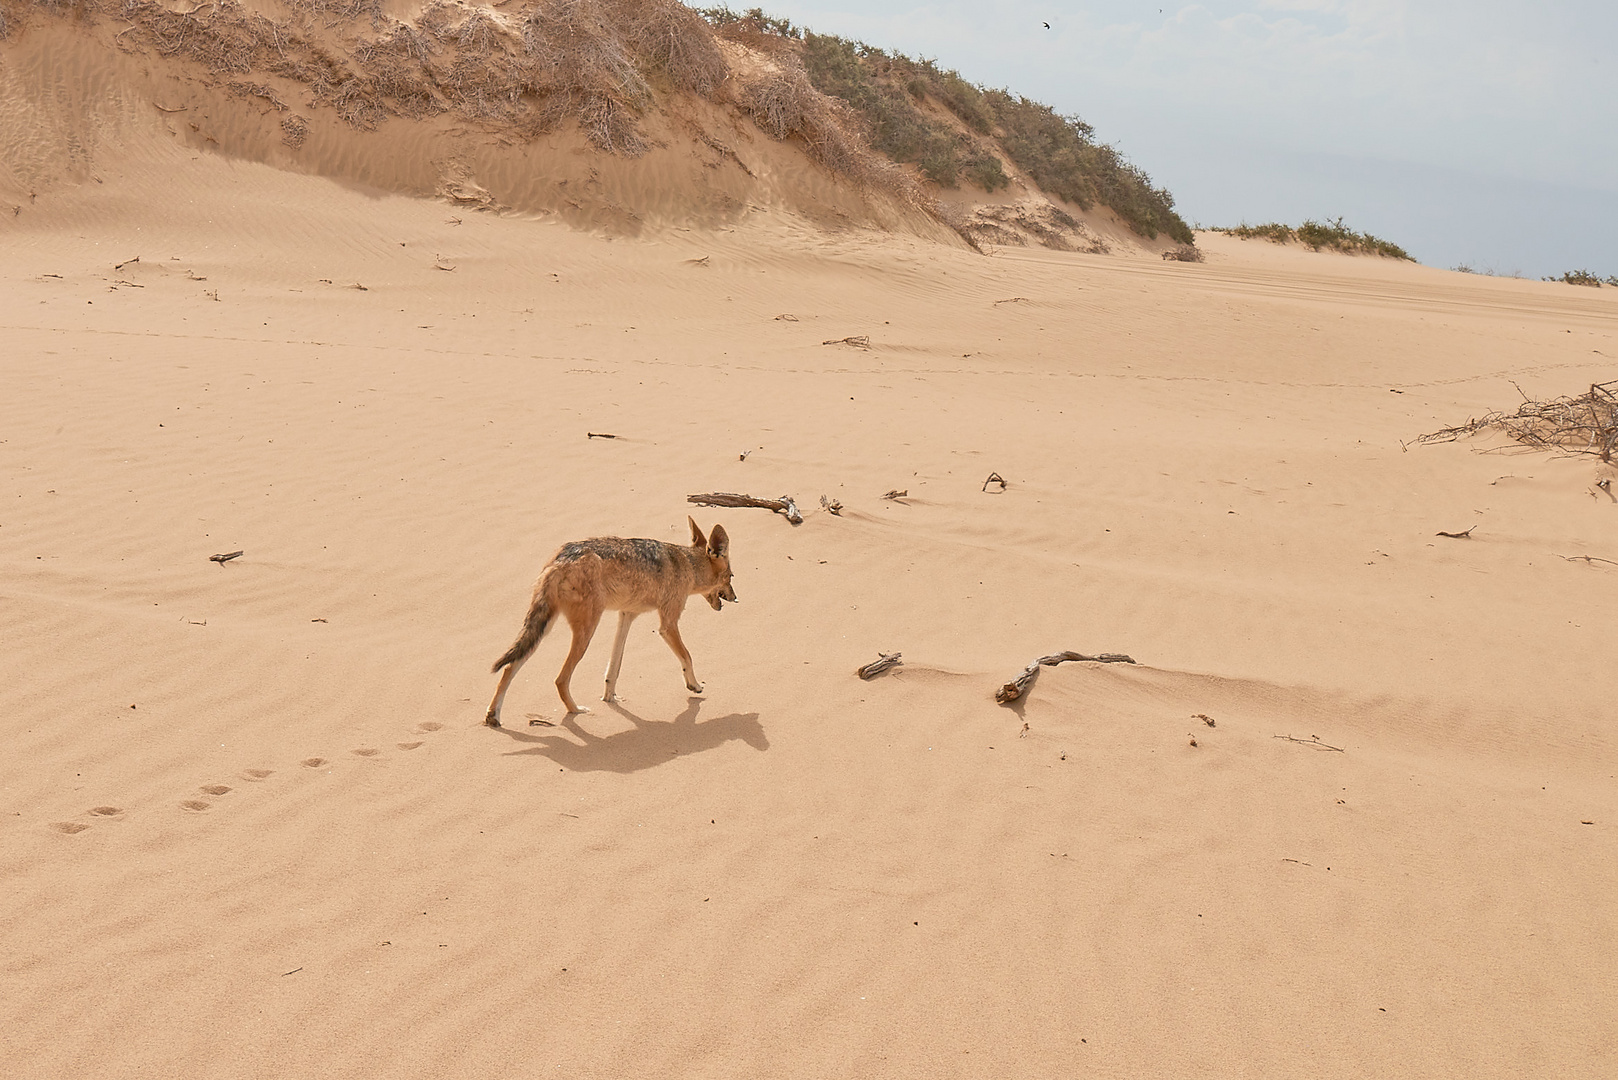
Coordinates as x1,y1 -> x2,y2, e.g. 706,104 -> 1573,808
995,651 -> 1136,704
856,652 -> 902,679
688,492 -> 803,525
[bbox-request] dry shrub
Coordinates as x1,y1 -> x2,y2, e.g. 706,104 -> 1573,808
280,113 -> 309,148
731,60 -> 871,180
1162,243 -> 1204,262
227,80 -> 289,110
119,0 -> 276,75
353,22 -> 444,119
285,0 -> 384,32
606,0 -> 726,96
519,0 -> 653,151
1421,381 -> 1618,463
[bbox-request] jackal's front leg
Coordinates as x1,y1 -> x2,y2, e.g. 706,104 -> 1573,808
602,611 -> 638,702
657,614 -> 703,695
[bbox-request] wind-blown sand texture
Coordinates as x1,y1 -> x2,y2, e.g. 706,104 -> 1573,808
4,11 -> 1618,1080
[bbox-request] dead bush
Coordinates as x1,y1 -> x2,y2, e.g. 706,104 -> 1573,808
608,0 -> 727,96
280,113 -> 309,148
1421,381 -> 1618,463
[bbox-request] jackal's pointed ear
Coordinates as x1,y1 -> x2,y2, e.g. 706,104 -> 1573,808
708,523 -> 729,557
688,516 -> 706,547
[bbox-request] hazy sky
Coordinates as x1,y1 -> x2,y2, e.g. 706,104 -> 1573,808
755,2 -> 1617,276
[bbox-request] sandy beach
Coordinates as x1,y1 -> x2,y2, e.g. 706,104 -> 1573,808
4,6 -> 1617,1077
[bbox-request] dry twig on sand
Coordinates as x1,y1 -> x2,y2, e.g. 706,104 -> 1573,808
114,256 -> 140,271
688,491 -> 803,525
856,652 -> 902,679
995,651 -> 1135,704
982,472 -> 1007,492
1436,526 -> 1476,539
882,489 -> 908,500
1420,380 -> 1618,463
1555,553 -> 1618,567
1274,734 -> 1344,752
209,550 -> 244,564
819,495 -> 843,515
822,335 -> 870,349
586,432 -> 619,439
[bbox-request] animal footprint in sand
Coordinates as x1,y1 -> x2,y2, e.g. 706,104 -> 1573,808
51,821 -> 91,834
301,758 -> 327,768
89,806 -> 123,817
416,722 -> 443,733
397,741 -> 423,750
242,768 -> 274,781
352,748 -> 380,757
181,800 -> 211,812
200,785 -> 232,796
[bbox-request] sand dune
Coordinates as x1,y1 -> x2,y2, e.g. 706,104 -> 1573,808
5,11 -> 1618,1077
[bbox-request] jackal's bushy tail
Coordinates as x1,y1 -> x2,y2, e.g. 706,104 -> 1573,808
492,595 -> 552,673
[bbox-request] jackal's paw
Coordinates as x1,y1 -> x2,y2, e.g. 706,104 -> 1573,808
601,691 -> 619,703
686,681 -> 705,694
484,711 -> 502,728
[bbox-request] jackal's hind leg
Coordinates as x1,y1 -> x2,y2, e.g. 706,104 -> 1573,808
485,652 -> 529,728
603,610 -> 639,702
555,607 -> 603,715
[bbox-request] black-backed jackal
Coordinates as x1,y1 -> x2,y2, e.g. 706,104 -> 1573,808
485,517 -> 737,726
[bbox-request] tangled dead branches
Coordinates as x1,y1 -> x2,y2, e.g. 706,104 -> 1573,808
1419,381 -> 1618,463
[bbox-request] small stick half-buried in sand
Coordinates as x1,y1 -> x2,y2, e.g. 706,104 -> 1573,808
855,652 -> 902,679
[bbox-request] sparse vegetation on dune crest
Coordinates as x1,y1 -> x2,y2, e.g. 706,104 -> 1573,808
1545,269 -> 1618,287
700,7 -> 1193,244
5,0 -> 1194,246
1213,218 -> 1413,260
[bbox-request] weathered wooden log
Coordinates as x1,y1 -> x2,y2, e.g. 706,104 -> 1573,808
995,650 -> 1135,704
688,492 -> 803,525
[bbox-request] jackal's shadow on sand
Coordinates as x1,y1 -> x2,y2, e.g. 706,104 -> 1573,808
497,697 -> 767,773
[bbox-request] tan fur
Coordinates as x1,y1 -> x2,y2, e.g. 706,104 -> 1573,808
485,517 -> 736,725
